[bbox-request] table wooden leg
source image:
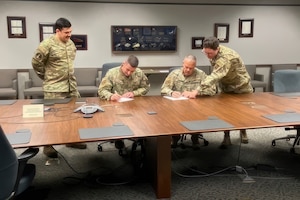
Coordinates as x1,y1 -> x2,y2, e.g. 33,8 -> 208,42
144,135 -> 171,199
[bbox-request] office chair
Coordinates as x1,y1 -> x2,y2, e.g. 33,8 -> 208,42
245,65 -> 267,92
100,62 -> 122,82
271,70 -> 300,153
0,125 -> 39,200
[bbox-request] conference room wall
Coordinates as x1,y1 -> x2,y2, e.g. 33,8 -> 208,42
0,1 -> 299,70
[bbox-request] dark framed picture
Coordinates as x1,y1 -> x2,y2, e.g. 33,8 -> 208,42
7,16 -> 27,38
239,19 -> 254,38
214,23 -> 229,43
39,23 -> 55,42
70,34 -> 88,50
191,37 -> 205,49
111,25 -> 177,52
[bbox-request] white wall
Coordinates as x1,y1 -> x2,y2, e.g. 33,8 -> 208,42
0,1 -> 299,69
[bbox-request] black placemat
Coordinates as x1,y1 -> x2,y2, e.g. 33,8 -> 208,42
0,100 -> 17,105
263,112 -> 300,123
6,129 -> 31,145
79,125 -> 134,139
180,118 -> 234,131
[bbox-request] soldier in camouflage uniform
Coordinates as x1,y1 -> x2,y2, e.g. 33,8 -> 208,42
201,36 -> 253,148
32,18 -> 85,158
98,55 -> 150,153
161,55 -> 216,149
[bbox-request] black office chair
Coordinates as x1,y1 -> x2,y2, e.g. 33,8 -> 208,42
271,70 -> 300,153
168,67 -> 209,149
100,62 -> 122,82
0,125 -> 39,200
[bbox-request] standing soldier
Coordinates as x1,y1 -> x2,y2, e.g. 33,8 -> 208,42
32,17 -> 86,159
200,36 -> 253,148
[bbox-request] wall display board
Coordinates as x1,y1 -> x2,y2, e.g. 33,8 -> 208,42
111,26 -> 177,52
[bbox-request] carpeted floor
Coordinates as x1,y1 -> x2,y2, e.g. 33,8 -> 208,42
15,127 -> 300,200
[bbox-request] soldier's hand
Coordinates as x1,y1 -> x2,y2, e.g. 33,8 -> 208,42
171,91 -> 182,98
110,93 -> 121,101
122,92 -> 134,98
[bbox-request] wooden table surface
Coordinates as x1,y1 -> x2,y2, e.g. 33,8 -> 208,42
1,92 -> 300,199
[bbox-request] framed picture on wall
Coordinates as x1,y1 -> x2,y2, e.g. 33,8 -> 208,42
191,37 -> 205,49
70,34 -> 88,50
214,23 -> 229,43
7,16 -> 27,38
39,23 -> 55,42
239,19 -> 254,38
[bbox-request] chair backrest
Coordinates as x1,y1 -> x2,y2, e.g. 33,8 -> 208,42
0,126 -> 18,200
169,66 -> 181,73
101,62 -> 122,81
29,69 -> 43,87
197,66 -> 211,75
272,64 -> 297,73
245,65 -> 256,80
273,70 -> 300,93
0,69 -> 17,88
74,68 -> 100,86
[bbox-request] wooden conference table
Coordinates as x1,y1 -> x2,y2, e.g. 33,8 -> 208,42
1,92 -> 300,199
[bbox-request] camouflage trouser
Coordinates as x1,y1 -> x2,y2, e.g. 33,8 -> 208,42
44,91 -> 81,99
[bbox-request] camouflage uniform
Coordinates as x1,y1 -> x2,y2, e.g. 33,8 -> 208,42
98,66 -> 150,100
31,35 -> 80,99
201,45 -> 253,94
201,45 -> 252,147
161,68 -> 216,96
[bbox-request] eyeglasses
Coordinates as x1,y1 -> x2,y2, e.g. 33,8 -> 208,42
202,48 -> 218,57
202,48 -> 213,55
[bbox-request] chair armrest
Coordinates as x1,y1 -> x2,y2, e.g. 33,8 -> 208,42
18,147 -> 39,163
254,73 -> 264,82
12,79 -> 17,90
96,77 -> 100,87
14,147 -> 39,195
24,79 -> 33,89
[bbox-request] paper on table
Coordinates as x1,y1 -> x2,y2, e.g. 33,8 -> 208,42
163,96 -> 189,101
118,97 -> 134,102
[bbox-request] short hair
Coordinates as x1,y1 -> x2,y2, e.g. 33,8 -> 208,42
55,18 -> 72,31
184,55 -> 197,63
127,55 -> 139,68
203,36 -> 219,50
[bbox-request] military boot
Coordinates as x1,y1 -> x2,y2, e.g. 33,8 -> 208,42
240,129 -> 249,144
220,130 -> 232,149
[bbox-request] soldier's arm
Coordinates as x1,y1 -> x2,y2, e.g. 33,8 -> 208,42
132,73 -> 150,96
98,75 -> 114,100
200,58 -> 230,91
31,44 -> 49,80
161,72 -> 176,96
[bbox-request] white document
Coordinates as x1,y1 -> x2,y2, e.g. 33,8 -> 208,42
118,97 -> 134,102
163,96 -> 189,101
23,104 -> 44,118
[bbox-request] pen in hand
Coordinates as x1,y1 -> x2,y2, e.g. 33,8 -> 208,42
111,90 -> 121,101
172,91 -> 182,98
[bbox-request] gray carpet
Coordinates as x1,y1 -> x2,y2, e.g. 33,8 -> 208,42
15,127 -> 300,200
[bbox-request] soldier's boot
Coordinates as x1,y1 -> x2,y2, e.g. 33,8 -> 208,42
43,145 -> 58,158
240,129 -> 249,144
220,130 -> 232,149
